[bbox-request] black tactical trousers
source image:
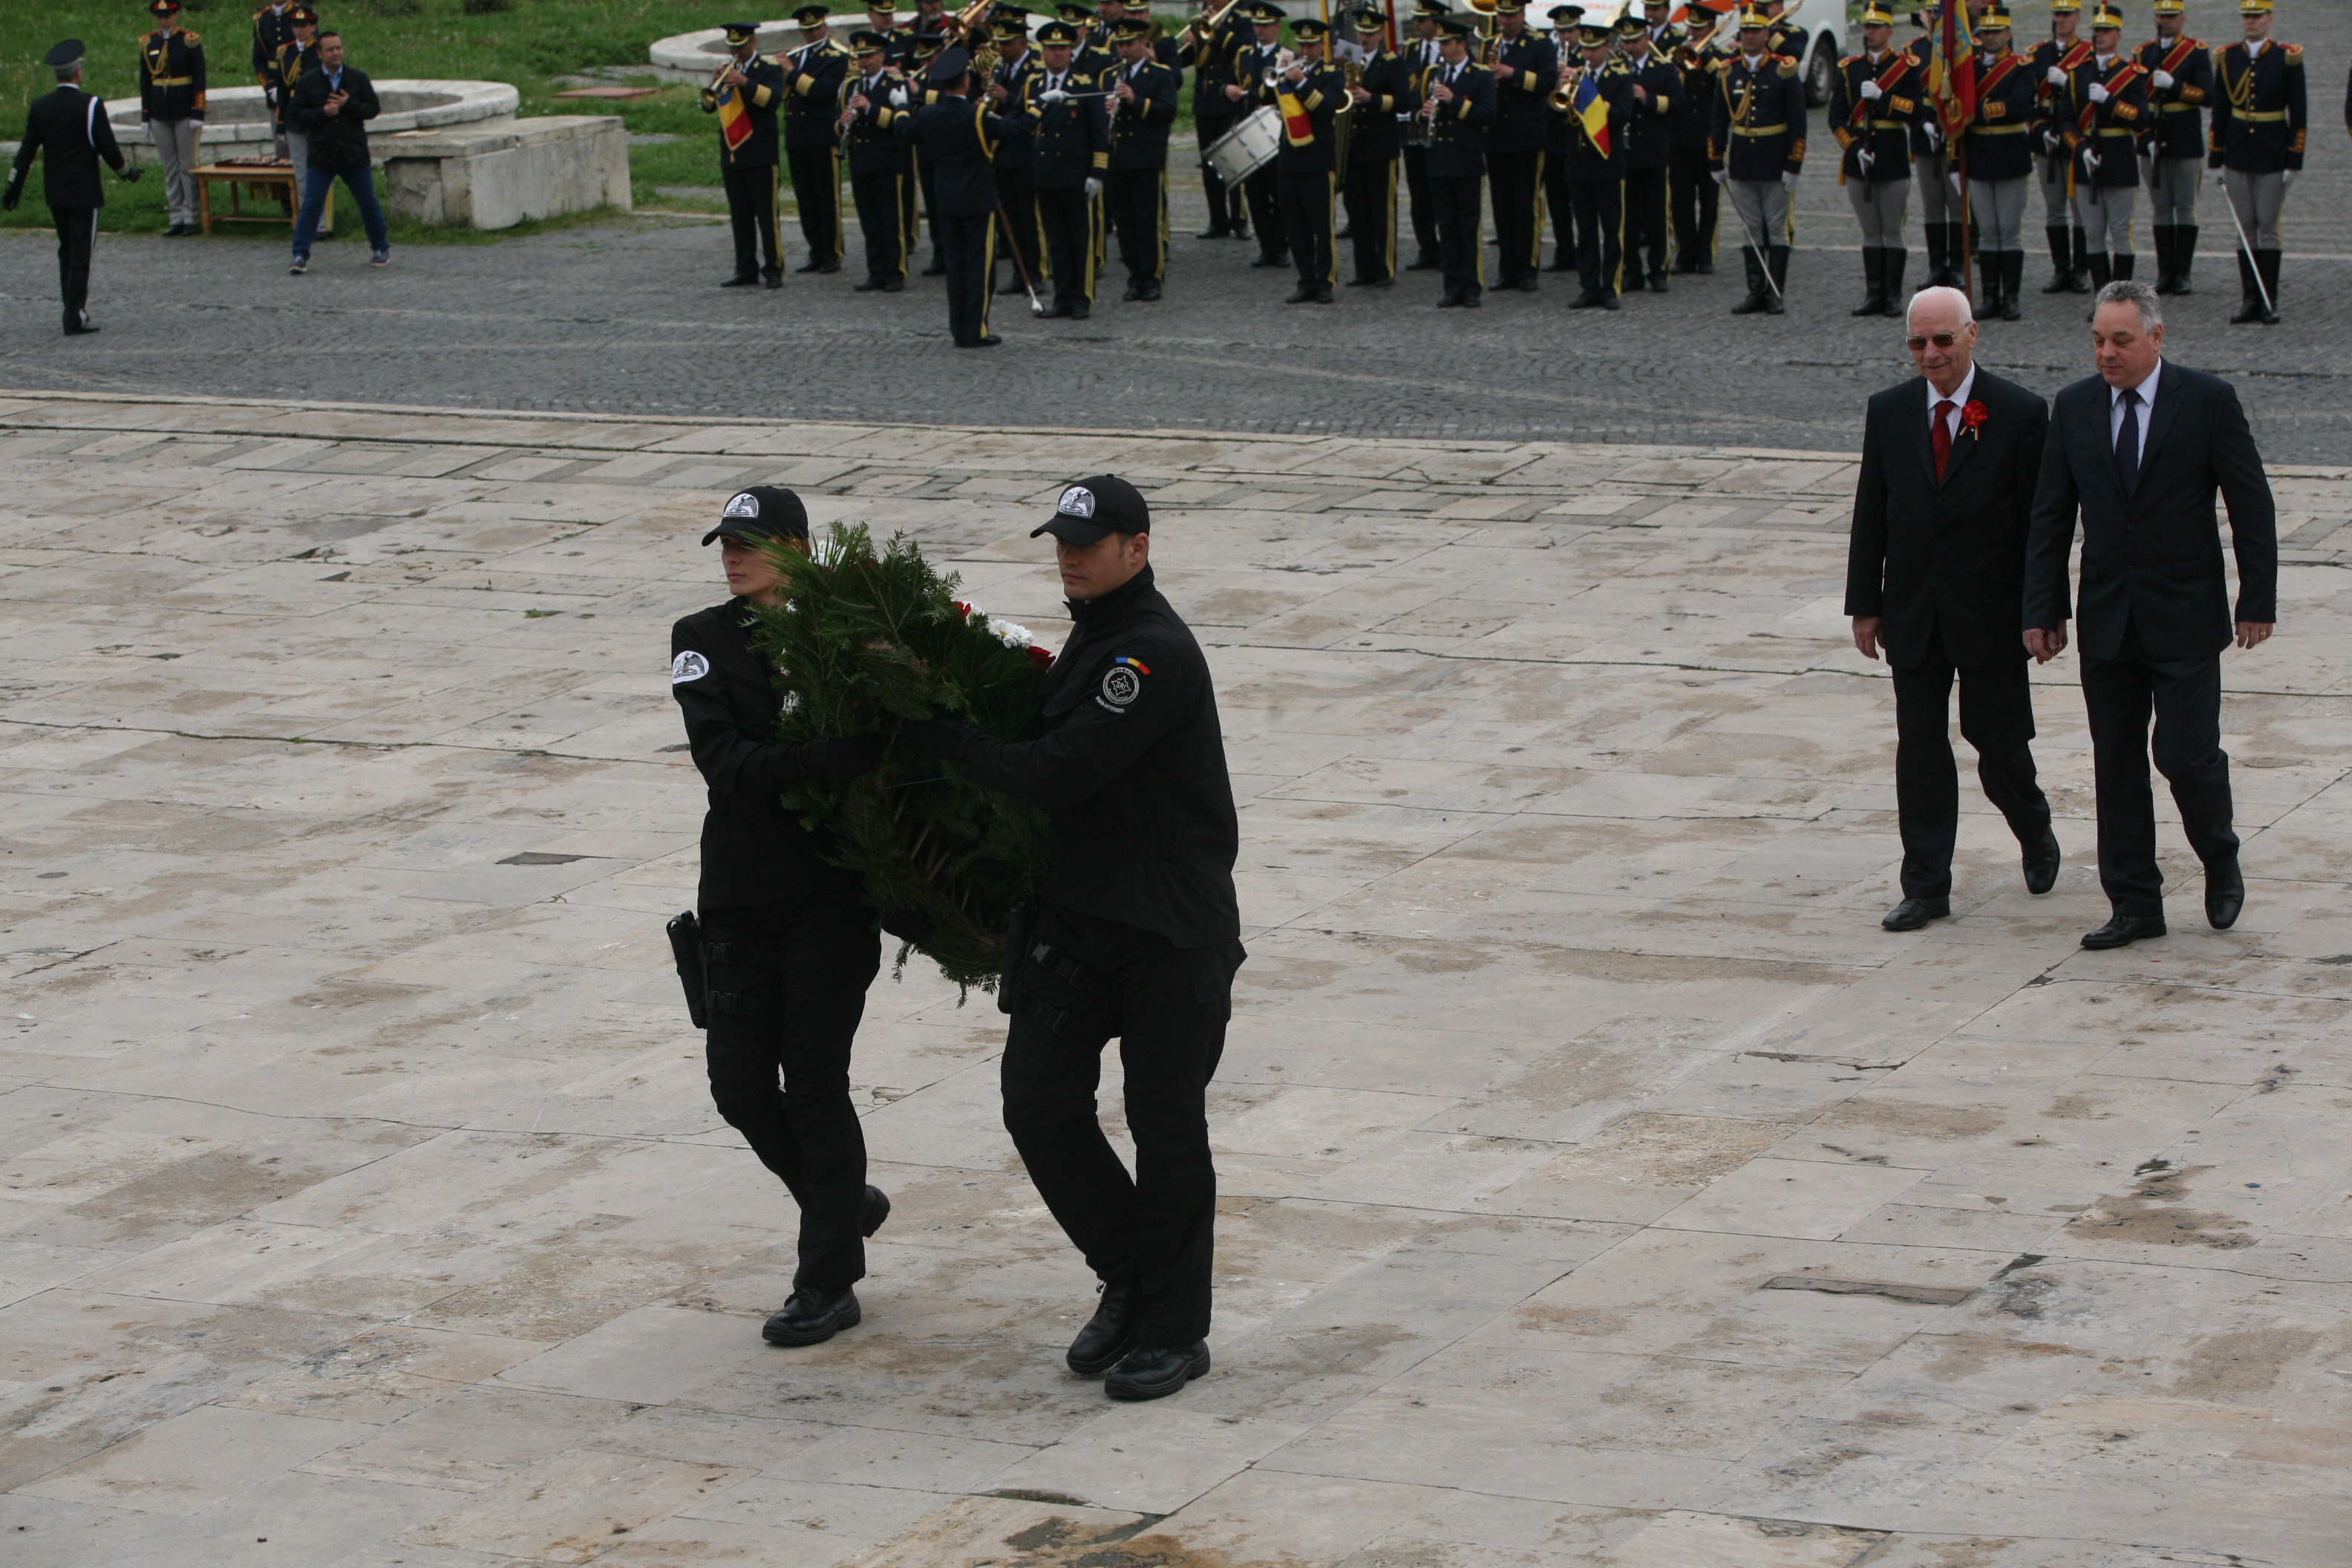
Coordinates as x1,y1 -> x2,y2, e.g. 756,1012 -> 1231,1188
1002,904 -> 1244,1348
699,901 -> 882,1293
1342,157 -> 1398,283
723,163 -> 785,281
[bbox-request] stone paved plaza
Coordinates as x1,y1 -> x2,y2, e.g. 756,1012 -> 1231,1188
0,391 -> 2350,1568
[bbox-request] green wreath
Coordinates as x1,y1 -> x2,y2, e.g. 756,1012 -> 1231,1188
748,523 -> 1053,993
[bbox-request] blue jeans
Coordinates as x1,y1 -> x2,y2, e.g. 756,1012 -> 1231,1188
293,162 -> 388,257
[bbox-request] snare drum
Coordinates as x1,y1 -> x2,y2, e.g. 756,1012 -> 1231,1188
1206,105 -> 1282,185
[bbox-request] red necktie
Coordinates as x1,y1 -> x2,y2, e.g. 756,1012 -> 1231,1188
1932,398 -> 1954,482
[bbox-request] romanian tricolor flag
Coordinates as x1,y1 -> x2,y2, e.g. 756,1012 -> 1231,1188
716,81 -> 754,153
1573,68 -> 1610,156
1924,2 -> 1976,140
1275,88 -> 1314,145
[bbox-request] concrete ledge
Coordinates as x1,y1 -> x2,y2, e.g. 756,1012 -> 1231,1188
381,116 -> 631,229
86,80 -> 521,163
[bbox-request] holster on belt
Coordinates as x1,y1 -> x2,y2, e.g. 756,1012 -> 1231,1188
998,901 -> 1036,1016
666,911 -> 708,1029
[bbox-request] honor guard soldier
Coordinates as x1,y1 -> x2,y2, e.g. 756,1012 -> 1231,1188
1664,17 -> 1719,273
840,30 -> 914,290
1229,4 -> 1292,271
1483,0 -> 1558,294
252,1 -> 298,158
1026,21 -> 1111,318
895,45 -> 1030,345
2033,0 -> 2093,293
1423,13 -> 1497,307
140,0 -> 208,237
1401,0 -> 1448,270
989,16 -> 1046,299
1710,4 -> 1806,315
2139,0 -> 2211,293
1554,19 -> 1633,310
1340,4 -> 1414,287
1178,0 -> 1251,238
904,475 -> 1244,1405
670,489 -> 895,1351
780,6 -> 849,273
1963,7 -> 2036,319
6,40 -> 142,336
1105,15 -> 1180,300
1828,4 -> 1923,318
2058,4 -> 2150,296
703,22 -> 790,288
1541,4 -> 1584,274
271,7 -> 322,183
1899,7 -> 1960,285
1617,13 -> 1677,295
2209,0 -> 2303,324
1252,16 -> 1342,303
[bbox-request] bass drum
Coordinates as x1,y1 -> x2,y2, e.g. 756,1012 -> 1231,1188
1206,105 -> 1283,186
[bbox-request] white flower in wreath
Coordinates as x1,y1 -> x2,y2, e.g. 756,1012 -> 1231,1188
986,617 -> 1034,649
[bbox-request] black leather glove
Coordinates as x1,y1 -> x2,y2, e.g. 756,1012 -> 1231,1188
1,182 -> 19,212
791,732 -> 885,781
901,709 -> 976,761
121,166 -> 143,183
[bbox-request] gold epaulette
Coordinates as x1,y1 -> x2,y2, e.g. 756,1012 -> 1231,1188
2283,43 -> 2302,60
1777,56 -> 1797,76
1840,53 -> 1861,68
183,30 -> 203,44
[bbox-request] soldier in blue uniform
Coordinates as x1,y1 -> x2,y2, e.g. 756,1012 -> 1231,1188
2138,0 -> 2212,294
1485,0 -> 1559,294
987,16 -> 1047,298
840,29 -> 915,291
1963,6 -> 2038,320
6,40 -> 142,336
702,22 -> 791,288
1828,4 -> 1923,318
1341,5 -> 1415,288
1552,19 -> 1632,310
1250,16 -> 1343,303
1709,4 -> 1806,316
1178,0 -> 1251,238
1105,15 -> 1180,300
1423,14 -> 1497,307
1025,21 -> 1111,318
2057,4 -> 2149,295
1616,12 -> 1679,295
140,0 -> 209,237
2031,0 -> 2092,293
2209,0 -> 2304,324
897,46 -> 1030,345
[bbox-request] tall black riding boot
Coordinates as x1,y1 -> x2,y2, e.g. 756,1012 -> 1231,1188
2083,251 -> 2111,318
1765,246 -> 1789,314
1924,224 -> 1949,288
1852,247 -> 1886,317
1881,249 -> 1907,316
2255,249 -> 2281,324
2111,252 -> 2134,281
1999,250 -> 2024,320
2042,226 -> 2074,293
2173,224 -> 2197,294
1731,246 -> 1770,313
2230,250 -> 2263,323
2070,226 -> 2092,292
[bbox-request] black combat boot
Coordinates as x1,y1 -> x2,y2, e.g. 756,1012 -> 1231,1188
1730,246 -> 1768,313
2173,223 -> 2197,294
1880,249 -> 1907,316
1764,246 -> 1788,314
2000,250 -> 2023,320
1852,247 -> 1886,316
2255,249 -> 2281,324
2151,224 -> 2176,293
2042,226 -> 2074,293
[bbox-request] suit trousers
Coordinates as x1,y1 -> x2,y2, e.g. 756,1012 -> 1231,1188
1036,183 -> 1097,307
1487,148 -> 1544,285
1107,166 -> 1166,284
1342,157 -> 1398,282
1431,172 -> 1484,300
1891,630 -> 2051,901
699,902 -> 883,1293
725,162 -> 786,280
1567,177 -> 1623,296
1278,170 -> 1335,289
1402,143 -> 1437,259
1669,143 -> 1718,264
49,206 -> 97,330
1624,164 -> 1670,278
938,208 -> 996,344
148,117 -> 202,226
850,169 -> 905,283
1000,904 -> 1243,1348
2080,621 -> 2238,918
787,144 -> 843,266
995,165 -> 1040,286
1195,111 -> 1242,230
1244,165 -> 1284,259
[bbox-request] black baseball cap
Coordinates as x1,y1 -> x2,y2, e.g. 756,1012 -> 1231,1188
1031,474 -> 1149,545
702,486 -> 808,545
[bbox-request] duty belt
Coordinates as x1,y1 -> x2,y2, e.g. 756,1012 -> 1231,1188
1731,122 -> 1786,137
2232,108 -> 2287,122
2160,102 -> 2198,112
1867,117 -> 1906,130
2094,126 -> 2135,137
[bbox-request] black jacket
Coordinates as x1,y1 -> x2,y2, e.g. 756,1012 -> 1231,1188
991,50 -> 1039,167
1422,59 -> 1497,180
841,66 -> 913,177
1962,48 -> 2038,183
140,27 -> 209,122
898,94 -> 1028,217
290,63 -> 381,170
781,40 -> 852,151
8,87 -> 129,210
2024,364 -> 2278,662
670,601 -> 866,911
1252,59 -> 1343,177
2136,30 -> 2213,161
1708,50 -> 1807,179
1106,57 -> 1181,171
1345,48 -> 1417,164
1553,59 -> 1634,180
1845,369 -> 2049,670
1620,53 -> 1678,169
1024,67 -> 1111,190
952,566 -> 1239,949
701,53 -> 786,169
1488,30 -> 1558,155
1826,46 -> 1923,182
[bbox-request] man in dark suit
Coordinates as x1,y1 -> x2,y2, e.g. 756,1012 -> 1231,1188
840,30 -> 913,291
2023,280 -> 2278,948
4,39 -> 142,336
897,47 -> 1030,346
1847,286 -> 2061,932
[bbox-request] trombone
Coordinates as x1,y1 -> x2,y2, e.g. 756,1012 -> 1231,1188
1179,0 -> 1250,50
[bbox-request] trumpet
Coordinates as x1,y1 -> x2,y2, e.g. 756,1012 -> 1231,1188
1549,62 -> 1584,111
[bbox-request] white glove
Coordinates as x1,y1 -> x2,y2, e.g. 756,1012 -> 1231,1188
1860,80 -> 1882,102
2282,168 -> 2296,188
1858,148 -> 1875,174
1040,88 -> 1068,104
889,86 -> 908,107
2152,68 -> 2175,90
188,117 -> 203,128
1084,176 -> 1102,199
1782,169 -> 1798,192
2082,148 -> 2100,172
2088,82 -> 2109,105
1923,118 -> 1941,148
2046,65 -> 2068,88
1711,167 -> 1728,185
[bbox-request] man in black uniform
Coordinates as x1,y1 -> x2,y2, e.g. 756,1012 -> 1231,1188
6,41 -> 142,337
1541,4 -> 1583,272
1401,0 -> 1447,270
781,5 -> 849,274
670,488 -> 892,1348
703,22 -> 791,288
1483,0 -> 1558,293
1618,14 -> 1678,294
1664,18 -> 1719,273
1226,3 -> 1292,270
1553,19 -> 1633,310
904,475 -> 1244,1403
1423,14 -> 1496,307
898,46 -> 1030,345
1342,5 -> 1414,287
1106,16 -> 1180,301
987,17 -> 1045,298
1252,16 -> 1342,303
1180,0 -> 1251,238
1025,22 -> 1111,318
252,1 -> 299,159
840,29 -> 914,290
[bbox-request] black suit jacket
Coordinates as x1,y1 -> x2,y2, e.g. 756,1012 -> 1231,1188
9,87 -> 128,209
290,65 -> 381,170
2023,363 -> 2277,662
897,95 -> 1028,218
1422,62 -> 1497,180
1846,369 -> 2050,670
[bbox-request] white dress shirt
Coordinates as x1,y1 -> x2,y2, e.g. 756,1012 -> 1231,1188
1927,366 -> 1977,448
2108,359 -> 2160,466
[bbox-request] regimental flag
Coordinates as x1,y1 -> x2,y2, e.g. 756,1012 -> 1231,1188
1276,87 -> 1315,143
1572,67 -> 1610,155
716,80 -> 754,152
1924,1 -> 1976,140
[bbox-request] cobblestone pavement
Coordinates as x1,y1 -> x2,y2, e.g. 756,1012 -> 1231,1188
1,2 -> 2346,459
1,393 -> 2349,1567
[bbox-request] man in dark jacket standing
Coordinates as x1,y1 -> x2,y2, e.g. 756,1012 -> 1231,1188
1340,5 -> 1414,289
287,30 -> 390,273
897,47 -> 1030,346
1424,15 -> 1497,307
2024,281 -> 2278,948
670,487 -> 892,1347
1104,16 -> 1180,301
906,475 -> 1244,1404
1847,286 -> 2060,932
5,40 -> 142,336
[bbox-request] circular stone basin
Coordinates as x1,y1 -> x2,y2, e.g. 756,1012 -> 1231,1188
100,80 -> 520,160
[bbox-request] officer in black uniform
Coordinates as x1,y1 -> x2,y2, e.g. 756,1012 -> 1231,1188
898,46 -> 1030,346
702,22 -> 791,287
670,487 -> 892,1350
904,474 -> 1243,1405
1105,15 -> 1180,300
1180,0 -> 1251,238
270,7 -> 321,183
781,5 -> 849,273
840,29 -> 915,290
1664,19 -> 1719,273
1483,0 -> 1558,293
1341,4 -> 1414,287
1617,13 -> 1678,294
1252,16 -> 1342,303
1226,3 -> 1291,272
1025,22 -> 1111,318
140,0 -> 209,237
1540,4 -> 1583,272
987,16 -> 1045,298
7,42 -> 140,337
1553,19 -> 1633,310
1402,0 -> 1448,270
252,1 -> 298,158
1423,13 -> 1497,307
1065,1 -> 1117,76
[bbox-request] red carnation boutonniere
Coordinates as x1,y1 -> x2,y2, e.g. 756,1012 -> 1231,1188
1959,399 -> 1990,438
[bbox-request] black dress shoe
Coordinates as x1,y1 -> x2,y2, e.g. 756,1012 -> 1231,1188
1065,1281 -> 1137,1376
1881,896 -> 1951,932
63,321 -> 100,336
1195,226 -> 1231,239
1125,284 -> 1145,301
1346,276 -> 1377,286
1569,289 -> 1604,309
1670,258 -> 1698,275
1284,285 -> 1316,303
1647,273 -> 1670,293
1437,295 -> 1463,308
860,1184 -> 890,1238
1250,253 -> 1286,268
881,277 -> 904,293
1139,283 -> 1161,301
1516,277 -> 1539,293
1041,300 -> 1073,318
763,1286 -> 860,1346
2204,859 -> 2244,930
817,260 -> 842,274
1405,255 -> 1440,271
763,272 -> 784,289
1696,259 -> 1715,275
1458,295 -> 1481,307
996,279 -> 1028,295
1068,303 -> 1090,320
1597,292 -> 1620,310
921,260 -> 946,277
1544,258 -> 1577,272
2021,829 -> 2062,895
955,333 -> 1002,347
720,273 -> 759,287
854,277 -> 887,291
1105,1340 -> 1210,1401
794,258 -> 826,273
2081,913 -> 2166,950
1314,285 -> 1334,303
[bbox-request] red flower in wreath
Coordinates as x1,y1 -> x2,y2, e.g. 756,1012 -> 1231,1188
1025,644 -> 1055,669
1959,399 -> 1990,436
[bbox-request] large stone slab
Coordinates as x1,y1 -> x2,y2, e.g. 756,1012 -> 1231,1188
382,117 -> 631,230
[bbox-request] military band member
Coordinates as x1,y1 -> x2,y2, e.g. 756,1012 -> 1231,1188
1664,18 -> 1719,273
896,45 -> 1028,344
1554,20 -> 1632,310
2058,4 -> 2149,295
1065,1 -> 1117,76
1710,4 -> 1805,316
1026,22 -> 1108,316
840,30 -> 913,290
1228,3 -> 1292,270
989,19 -> 1045,297
1101,0 -> 1182,70
1105,16 -> 1179,300
1618,13 -> 1676,295
140,0 -> 208,237
702,22 -> 790,287
863,0 -> 909,67
2137,0 -> 2209,294
272,7 -> 321,186
1424,14 -> 1497,307
2033,0 -> 2093,293
1541,4 -> 1584,273
1250,16 -> 1342,302
1829,4 -> 1922,318
1342,5 -> 1413,287
2209,0 -> 2301,325
1964,7 -> 2035,319
904,30 -> 947,268
1178,0 -> 1251,238
1483,1 -> 1558,294
1402,0 -> 1448,270
252,1 -> 299,158
1901,7 -> 1960,287
6,40 -> 143,336
776,6 -> 849,273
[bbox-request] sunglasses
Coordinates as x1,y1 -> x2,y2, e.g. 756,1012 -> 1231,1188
1905,331 -> 1964,350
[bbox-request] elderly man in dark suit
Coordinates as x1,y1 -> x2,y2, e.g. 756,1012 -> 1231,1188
2024,279 -> 2278,948
1847,285 -> 2061,932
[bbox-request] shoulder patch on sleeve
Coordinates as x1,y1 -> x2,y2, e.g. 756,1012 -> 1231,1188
671,650 -> 711,685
